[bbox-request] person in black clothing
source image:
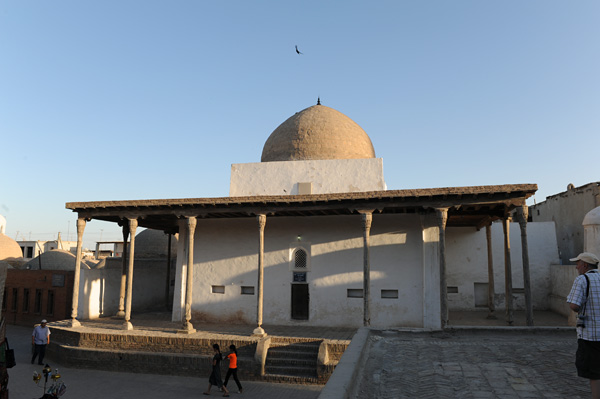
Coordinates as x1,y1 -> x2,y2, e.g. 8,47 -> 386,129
203,344 -> 230,397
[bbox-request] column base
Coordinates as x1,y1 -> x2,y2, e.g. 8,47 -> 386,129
66,318 -> 81,328
122,321 -> 134,330
486,312 -> 497,320
252,326 -> 267,337
177,322 -> 196,334
113,310 -> 125,319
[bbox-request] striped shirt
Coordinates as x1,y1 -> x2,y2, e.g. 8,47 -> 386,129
567,270 -> 600,341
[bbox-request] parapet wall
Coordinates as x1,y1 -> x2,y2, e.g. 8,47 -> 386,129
47,325 -> 350,384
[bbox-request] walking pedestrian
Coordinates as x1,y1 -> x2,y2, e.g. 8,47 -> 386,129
567,252 -> 600,399
203,344 -> 230,397
223,344 -> 243,394
31,319 -> 50,365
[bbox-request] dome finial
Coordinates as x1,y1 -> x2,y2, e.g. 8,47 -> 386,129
317,97 -> 321,105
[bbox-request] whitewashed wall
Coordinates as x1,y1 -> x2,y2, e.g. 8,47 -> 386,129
175,214 -> 433,328
229,158 -> 386,196
78,259 -> 169,319
549,264 -> 578,319
171,217 -> 561,328
445,221 -> 560,311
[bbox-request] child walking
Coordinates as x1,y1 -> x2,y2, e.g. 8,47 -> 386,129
203,344 -> 230,397
224,344 -> 243,394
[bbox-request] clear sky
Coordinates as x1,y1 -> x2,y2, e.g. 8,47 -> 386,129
1,1 -> 599,249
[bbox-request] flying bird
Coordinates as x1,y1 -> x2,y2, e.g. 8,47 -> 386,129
295,45 -> 303,55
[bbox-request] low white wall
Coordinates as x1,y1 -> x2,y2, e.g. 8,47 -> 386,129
549,264 -> 578,320
78,258 -> 170,319
446,221 -> 560,311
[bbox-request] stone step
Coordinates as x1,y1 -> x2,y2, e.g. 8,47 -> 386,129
262,373 -> 320,385
264,365 -> 318,378
269,340 -> 321,348
266,347 -> 317,360
266,357 -> 317,368
264,340 -> 320,380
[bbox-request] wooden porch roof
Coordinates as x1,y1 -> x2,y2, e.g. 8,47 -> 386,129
66,184 -> 537,233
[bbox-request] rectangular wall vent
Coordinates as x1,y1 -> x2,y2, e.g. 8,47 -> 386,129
241,286 -> 255,295
381,289 -> 399,299
347,288 -> 364,298
211,285 -> 225,294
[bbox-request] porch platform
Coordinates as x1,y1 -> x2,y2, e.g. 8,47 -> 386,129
51,311 -> 358,340
50,308 -> 569,334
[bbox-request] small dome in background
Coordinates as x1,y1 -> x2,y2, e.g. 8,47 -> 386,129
0,233 -> 23,263
26,249 -> 93,271
584,206 -> 600,226
261,104 -> 376,162
134,229 -> 178,258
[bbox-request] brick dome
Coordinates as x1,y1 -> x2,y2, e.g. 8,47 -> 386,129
0,233 -> 22,261
261,104 -> 376,162
25,249 -> 93,270
134,228 -> 177,258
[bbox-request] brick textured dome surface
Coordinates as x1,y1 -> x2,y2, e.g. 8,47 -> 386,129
0,233 -> 22,261
261,104 -> 375,162
25,249 -> 93,271
134,228 -> 177,258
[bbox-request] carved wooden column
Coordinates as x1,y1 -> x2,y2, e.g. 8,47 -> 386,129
361,211 -> 373,327
123,218 -> 138,330
502,216 -> 514,325
116,222 -> 130,318
436,208 -> 449,328
68,217 -> 86,327
165,233 -> 172,310
253,214 -> 267,336
179,217 -> 197,333
485,224 -> 496,319
516,206 -> 533,326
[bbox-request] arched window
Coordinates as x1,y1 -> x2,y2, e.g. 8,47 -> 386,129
294,248 -> 307,269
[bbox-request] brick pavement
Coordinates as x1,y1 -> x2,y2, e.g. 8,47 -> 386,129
354,329 -> 588,399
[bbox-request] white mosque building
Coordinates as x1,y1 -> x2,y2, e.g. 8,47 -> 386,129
65,102 -> 558,333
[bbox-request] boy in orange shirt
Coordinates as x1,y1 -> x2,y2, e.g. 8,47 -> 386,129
224,344 -> 243,394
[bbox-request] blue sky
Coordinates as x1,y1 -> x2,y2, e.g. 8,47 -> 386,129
1,1 -> 599,248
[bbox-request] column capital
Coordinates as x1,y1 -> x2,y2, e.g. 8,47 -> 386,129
128,217 -> 138,230
435,208 -> 448,228
186,216 -> 197,230
515,206 -> 528,225
121,223 -> 130,238
257,214 -> 266,229
361,212 -> 373,230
